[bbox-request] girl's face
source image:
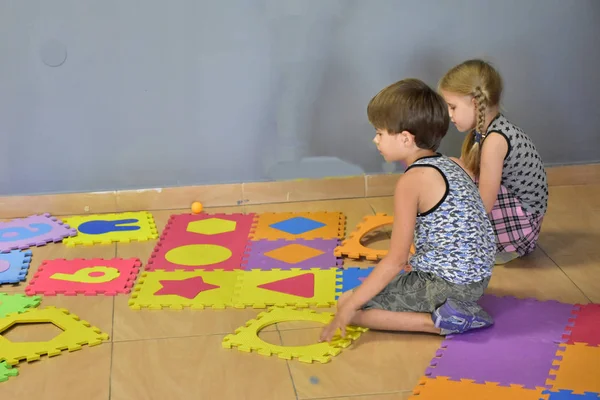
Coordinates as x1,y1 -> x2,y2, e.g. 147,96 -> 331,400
441,91 -> 477,133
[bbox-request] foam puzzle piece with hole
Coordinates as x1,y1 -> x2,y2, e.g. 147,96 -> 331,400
334,213 -> 415,260
222,307 -> 368,363
546,343 -> 600,395
129,270 -> 242,310
243,238 -> 342,271
562,304 -> 600,347
25,258 -> 141,296
0,361 -> 18,383
250,212 -> 345,240
409,377 -> 546,399
146,213 -> 256,271
0,213 -> 77,253
62,211 -> 158,246
0,293 -> 42,318
233,268 -> 341,308
0,306 -> 109,366
0,250 -> 32,284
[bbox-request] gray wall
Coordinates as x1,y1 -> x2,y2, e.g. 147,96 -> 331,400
1,0 -> 599,196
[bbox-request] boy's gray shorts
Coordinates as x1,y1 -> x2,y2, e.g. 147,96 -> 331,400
360,270 -> 490,313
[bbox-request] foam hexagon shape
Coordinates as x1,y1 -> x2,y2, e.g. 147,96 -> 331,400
0,306 -> 109,365
186,218 -> 237,235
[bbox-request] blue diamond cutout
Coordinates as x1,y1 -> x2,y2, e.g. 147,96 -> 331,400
269,216 -> 326,235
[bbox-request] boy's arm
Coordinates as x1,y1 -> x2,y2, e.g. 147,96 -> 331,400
479,133 -> 508,213
344,171 -> 419,310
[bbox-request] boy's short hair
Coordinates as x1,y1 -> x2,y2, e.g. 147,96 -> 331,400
367,78 -> 449,150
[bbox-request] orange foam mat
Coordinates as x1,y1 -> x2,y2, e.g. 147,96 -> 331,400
546,343 -> 600,395
409,377 -> 547,400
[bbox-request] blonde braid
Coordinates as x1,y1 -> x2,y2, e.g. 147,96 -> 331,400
473,86 -> 487,139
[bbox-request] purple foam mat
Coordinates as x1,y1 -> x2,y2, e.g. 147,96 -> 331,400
243,238 -> 342,270
424,294 -> 578,389
0,213 -> 77,253
467,294 -> 578,343
426,335 -> 561,389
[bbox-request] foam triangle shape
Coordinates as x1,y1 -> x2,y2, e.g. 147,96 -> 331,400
257,273 -> 315,298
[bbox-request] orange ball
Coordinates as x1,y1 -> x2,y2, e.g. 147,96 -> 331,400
191,201 -> 203,214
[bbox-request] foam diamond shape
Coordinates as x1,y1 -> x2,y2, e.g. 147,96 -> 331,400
187,218 -> 236,235
269,217 -> 326,235
264,244 -> 325,264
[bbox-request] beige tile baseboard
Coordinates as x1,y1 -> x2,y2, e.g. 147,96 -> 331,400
1,163 -> 599,219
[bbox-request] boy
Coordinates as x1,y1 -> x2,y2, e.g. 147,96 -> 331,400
320,79 -> 496,342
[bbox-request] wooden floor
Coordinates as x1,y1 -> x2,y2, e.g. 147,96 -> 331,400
1,184 -> 599,400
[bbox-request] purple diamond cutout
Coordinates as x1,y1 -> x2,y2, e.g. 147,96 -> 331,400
0,213 -> 77,253
243,239 -> 342,270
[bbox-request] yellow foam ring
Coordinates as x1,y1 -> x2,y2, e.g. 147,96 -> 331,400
50,266 -> 120,283
165,244 -> 232,266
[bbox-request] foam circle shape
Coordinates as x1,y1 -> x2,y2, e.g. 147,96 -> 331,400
0,259 -> 9,273
165,244 -> 232,266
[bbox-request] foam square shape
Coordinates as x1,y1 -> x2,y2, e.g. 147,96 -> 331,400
426,335 -> 561,389
146,213 -> 256,271
244,239 -> 342,271
24,258 -> 141,296
0,250 -> 32,284
0,213 -> 77,253
543,389 -> 600,399
129,270 -> 241,310
0,293 -> 42,318
251,212 -> 345,240
0,306 -> 109,365
546,343 -> 600,395
563,304 -> 600,347
474,295 -> 578,343
410,377 -> 547,399
339,267 -> 374,293
233,268 -> 340,308
222,307 -> 368,364
62,211 -> 158,246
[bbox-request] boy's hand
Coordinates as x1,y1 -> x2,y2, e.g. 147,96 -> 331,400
319,305 -> 357,343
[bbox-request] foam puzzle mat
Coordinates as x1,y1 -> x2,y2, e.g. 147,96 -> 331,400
243,238 -> 342,271
410,297 -> 600,399
62,211 -> 158,246
0,213 -> 77,253
25,258 -> 141,296
0,293 -> 42,318
222,307 -> 368,363
0,306 -> 109,365
0,250 -> 32,285
146,213 -> 256,271
250,212 -> 345,240
129,270 -> 241,310
0,361 -> 18,383
129,268 -> 341,310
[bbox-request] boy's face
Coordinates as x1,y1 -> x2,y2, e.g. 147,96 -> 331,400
441,91 -> 477,133
373,129 -> 406,162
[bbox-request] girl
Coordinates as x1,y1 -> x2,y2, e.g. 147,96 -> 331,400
438,59 -> 548,265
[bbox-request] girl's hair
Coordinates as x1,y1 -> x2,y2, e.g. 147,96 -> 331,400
438,59 -> 503,175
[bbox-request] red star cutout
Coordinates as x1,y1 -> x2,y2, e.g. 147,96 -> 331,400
154,276 -> 220,299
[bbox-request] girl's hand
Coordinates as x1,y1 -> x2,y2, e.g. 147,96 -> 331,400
319,305 -> 357,343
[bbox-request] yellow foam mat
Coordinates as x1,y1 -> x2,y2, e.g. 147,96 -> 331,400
222,307 -> 367,363
129,270 -> 241,310
234,268 -> 341,308
62,211 -> 158,246
0,306 -> 109,365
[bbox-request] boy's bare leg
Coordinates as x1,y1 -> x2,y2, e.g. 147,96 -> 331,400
351,309 -> 441,334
